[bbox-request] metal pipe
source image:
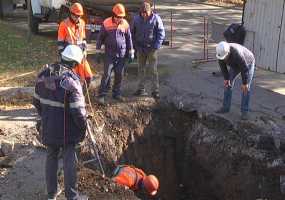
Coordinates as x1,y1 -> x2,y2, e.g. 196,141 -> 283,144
192,58 -> 217,64
241,0 -> 247,24
206,16 -> 209,60
275,0 -> 285,71
171,9 -> 173,49
203,16 -> 206,60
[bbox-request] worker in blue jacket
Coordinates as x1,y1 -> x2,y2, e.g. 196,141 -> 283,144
33,45 -> 88,200
96,3 -> 134,105
215,41 -> 255,120
132,1 -> 165,99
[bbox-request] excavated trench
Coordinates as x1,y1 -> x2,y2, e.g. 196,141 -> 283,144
87,99 -> 285,200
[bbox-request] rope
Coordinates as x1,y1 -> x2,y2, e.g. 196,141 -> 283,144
83,80 -> 106,177
64,90 -> 67,149
84,80 -> 101,127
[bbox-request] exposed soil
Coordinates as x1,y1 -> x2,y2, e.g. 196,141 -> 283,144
1,87 -> 285,200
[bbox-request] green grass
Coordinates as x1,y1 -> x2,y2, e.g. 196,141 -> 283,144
0,20 -> 57,86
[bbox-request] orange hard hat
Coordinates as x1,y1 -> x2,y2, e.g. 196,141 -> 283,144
112,3 -> 126,17
70,3 -> 84,16
143,175 -> 159,196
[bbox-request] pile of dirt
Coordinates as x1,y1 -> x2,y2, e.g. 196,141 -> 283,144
0,87 -> 33,107
78,98 -> 285,200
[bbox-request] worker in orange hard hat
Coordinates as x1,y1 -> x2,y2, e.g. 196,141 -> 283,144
112,3 -> 126,17
58,2 -> 93,87
112,165 -> 159,196
96,3 -> 134,105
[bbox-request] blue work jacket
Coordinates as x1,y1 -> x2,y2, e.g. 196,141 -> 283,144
33,63 -> 87,146
96,17 -> 133,58
132,12 -> 165,53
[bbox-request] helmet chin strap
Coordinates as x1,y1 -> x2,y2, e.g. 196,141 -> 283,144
69,15 -> 79,24
62,59 -> 78,68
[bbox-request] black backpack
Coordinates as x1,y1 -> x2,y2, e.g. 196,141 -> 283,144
223,23 -> 246,45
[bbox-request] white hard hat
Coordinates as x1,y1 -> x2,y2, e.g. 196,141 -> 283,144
61,45 -> 84,64
216,41 -> 230,60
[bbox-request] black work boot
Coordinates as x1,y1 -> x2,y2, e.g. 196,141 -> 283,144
134,89 -> 148,96
151,91 -> 160,99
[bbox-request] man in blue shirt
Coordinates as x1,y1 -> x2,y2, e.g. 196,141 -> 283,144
132,2 -> 165,99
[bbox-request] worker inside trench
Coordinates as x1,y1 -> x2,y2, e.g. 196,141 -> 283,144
82,104 -> 284,200
78,104 -> 194,200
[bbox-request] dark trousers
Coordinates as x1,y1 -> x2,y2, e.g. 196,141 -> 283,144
99,56 -> 126,97
46,144 -> 77,200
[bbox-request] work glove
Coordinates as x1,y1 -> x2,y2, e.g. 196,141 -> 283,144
78,40 -> 87,51
224,80 -> 231,88
128,49 -> 135,63
86,114 -> 94,120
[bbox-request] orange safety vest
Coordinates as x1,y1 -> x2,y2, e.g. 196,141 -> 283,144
58,18 -> 93,80
58,18 -> 86,45
113,165 -> 146,191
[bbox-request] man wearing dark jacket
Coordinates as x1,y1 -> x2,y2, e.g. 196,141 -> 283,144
96,3 -> 134,105
215,41 -> 255,120
33,45 -> 88,200
132,2 -> 165,99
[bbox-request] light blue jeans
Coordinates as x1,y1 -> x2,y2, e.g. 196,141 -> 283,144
222,63 -> 255,113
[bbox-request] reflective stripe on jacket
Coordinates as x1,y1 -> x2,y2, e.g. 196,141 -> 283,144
112,165 -> 146,191
96,17 -> 133,58
33,63 -> 87,146
132,13 -> 165,53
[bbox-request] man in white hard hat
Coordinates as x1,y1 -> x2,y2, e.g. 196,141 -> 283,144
33,45 -> 88,200
215,41 -> 255,120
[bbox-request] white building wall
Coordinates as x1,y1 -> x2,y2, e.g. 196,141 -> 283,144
277,2 -> 285,73
243,0 -> 285,72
